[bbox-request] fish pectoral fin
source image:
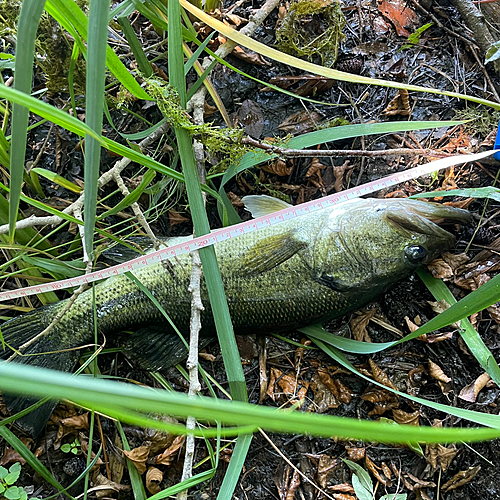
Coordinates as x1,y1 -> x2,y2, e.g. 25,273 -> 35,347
314,273 -> 354,292
239,232 -> 307,275
242,194 -> 292,217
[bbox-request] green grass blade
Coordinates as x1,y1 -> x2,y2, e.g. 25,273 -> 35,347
311,338 -> 500,430
9,0 -> 47,244
1,362 -> 500,442
97,168 -> 156,220
168,0 -> 247,402
417,268 -> 500,385
31,167 -> 83,193
117,15 -> 153,77
411,186 -> 500,201
216,434 -> 252,500
83,0 -> 111,261
301,271 -> 500,355
116,421 -> 147,500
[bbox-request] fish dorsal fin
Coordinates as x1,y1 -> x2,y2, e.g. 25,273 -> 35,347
242,195 -> 292,218
240,231 -> 307,275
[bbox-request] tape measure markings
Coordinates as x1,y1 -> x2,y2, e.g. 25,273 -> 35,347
0,149 -> 496,302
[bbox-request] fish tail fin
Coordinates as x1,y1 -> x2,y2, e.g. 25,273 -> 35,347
125,326 -> 215,372
1,305 -> 80,437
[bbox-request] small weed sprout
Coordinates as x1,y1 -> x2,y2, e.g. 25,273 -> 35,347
61,437 -> 80,455
0,463 -> 29,500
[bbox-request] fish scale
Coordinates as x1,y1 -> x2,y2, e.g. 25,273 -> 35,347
1,196 -> 471,436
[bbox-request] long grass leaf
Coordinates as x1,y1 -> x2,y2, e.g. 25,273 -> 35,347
168,0 -> 247,402
216,434 -> 252,500
117,15 -> 153,77
301,271 -> 500,355
83,0 -> 111,261
9,0 -> 47,243
1,362 -> 500,442
417,268 -> 500,385
179,0 -> 500,110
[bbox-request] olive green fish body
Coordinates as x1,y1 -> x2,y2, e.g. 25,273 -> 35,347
1,197 -> 471,435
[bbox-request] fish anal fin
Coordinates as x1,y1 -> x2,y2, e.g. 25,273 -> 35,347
240,232 -> 307,275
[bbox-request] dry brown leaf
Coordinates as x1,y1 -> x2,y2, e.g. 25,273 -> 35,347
168,209 -> 188,228
123,445 -> 150,474
328,483 -> 355,493
426,259 -> 453,280
259,337 -> 268,404
91,472 -> 131,498
232,45 -> 272,66
406,472 -> 436,488
261,159 -> 293,176
309,372 -> 342,413
428,360 -> 451,384
366,455 -> 391,486
392,408 -> 420,426
317,455 -> 339,488
441,465 -> 481,492
459,372 -> 491,402
317,370 -> 352,404
351,309 -> 377,342
425,443 -> 457,472
60,413 -> 90,430
382,89 -> 411,116
226,191 -> 244,208
110,432 -> 125,484
274,464 -> 301,500
415,490 -> 433,500
155,435 -> 185,466
331,494 -> 357,500
333,163 -> 347,192
381,462 -> 392,481
267,367 -> 309,404
368,358 -> 398,390
404,316 -> 419,333
1,445 -> 28,466
442,252 -> 469,271
345,446 -> 365,462
361,388 -> 399,416
419,331 -> 454,343
146,467 -> 163,495
278,110 -> 323,135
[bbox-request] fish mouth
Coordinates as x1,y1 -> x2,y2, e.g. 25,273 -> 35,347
384,200 -> 472,242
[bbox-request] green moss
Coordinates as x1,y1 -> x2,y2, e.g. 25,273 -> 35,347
147,78 -> 251,171
0,0 -> 87,94
276,0 -> 345,68
454,106 -> 500,137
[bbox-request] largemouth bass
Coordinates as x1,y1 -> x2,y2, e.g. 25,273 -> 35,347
1,196 -> 471,435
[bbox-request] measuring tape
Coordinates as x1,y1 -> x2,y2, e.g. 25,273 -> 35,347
0,149 -> 497,302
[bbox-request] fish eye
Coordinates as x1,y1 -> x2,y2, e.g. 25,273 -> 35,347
405,245 -> 427,264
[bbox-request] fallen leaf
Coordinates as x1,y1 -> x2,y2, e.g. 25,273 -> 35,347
60,413 -> 90,430
267,367 -> 309,405
261,159 -> 293,176
317,454 -> 339,488
351,309 -> 377,342
382,89 -> 410,116
345,447 -> 365,462
428,300 -> 461,329
155,435 -> 185,466
278,110 -> 323,135
232,45 -> 272,66
235,99 -> 264,138
392,408 -> 420,425
428,360 -> 452,394
123,445 -> 150,474
168,209 -> 188,228
366,454 -> 391,486
425,443 -> 457,472
426,259 -> 453,280
459,372 -> 491,402
146,467 -> 163,495
441,465 -> 481,491
369,358 -> 398,390
328,483 -> 355,493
